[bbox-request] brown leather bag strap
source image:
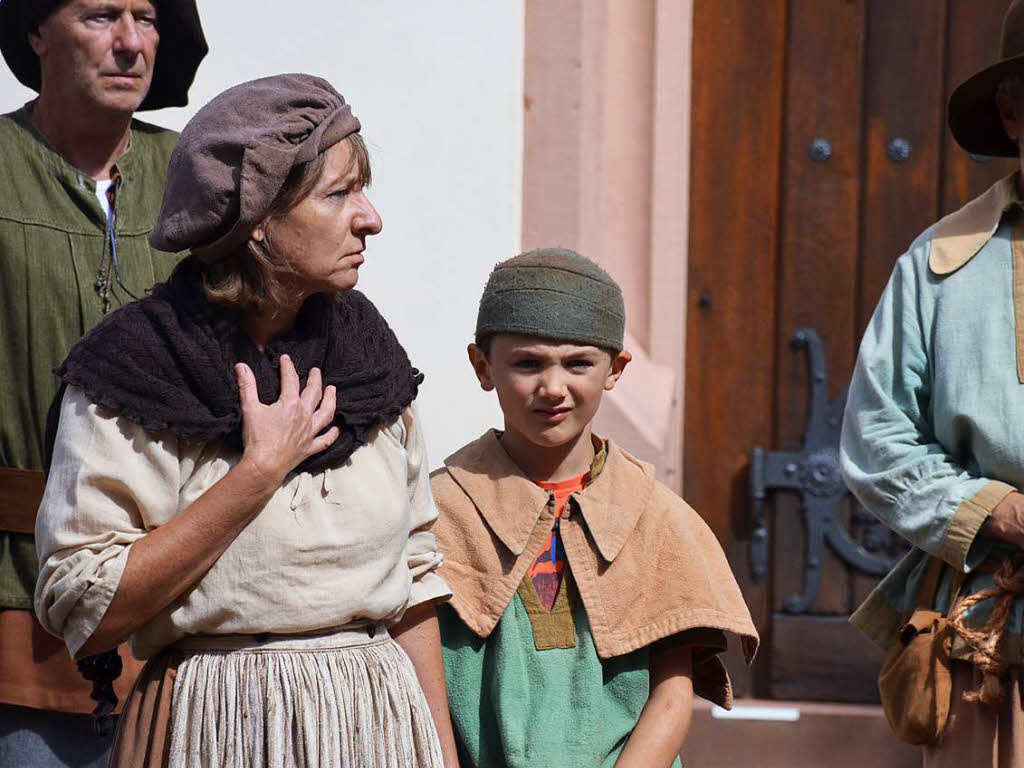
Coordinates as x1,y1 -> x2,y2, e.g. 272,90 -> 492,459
949,568 -> 967,608
0,467 -> 46,534
915,555 -> 946,610
914,555 -> 970,614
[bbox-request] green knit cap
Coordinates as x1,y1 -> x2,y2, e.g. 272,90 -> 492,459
475,248 -> 625,352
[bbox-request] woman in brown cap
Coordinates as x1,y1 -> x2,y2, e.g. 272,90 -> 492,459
32,74 -> 459,767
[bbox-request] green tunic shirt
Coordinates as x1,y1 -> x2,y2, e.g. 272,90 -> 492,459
439,575 -> 683,768
0,107 -> 180,609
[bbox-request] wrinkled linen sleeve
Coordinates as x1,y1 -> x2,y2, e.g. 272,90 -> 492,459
34,386 -> 181,659
401,402 -> 451,611
840,254 -> 1015,573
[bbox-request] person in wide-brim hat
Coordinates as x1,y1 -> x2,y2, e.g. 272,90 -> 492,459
0,0 -> 207,110
949,0 -> 1024,157
845,1 -> 1024,766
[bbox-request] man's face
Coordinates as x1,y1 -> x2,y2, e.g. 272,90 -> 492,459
997,76 -> 1024,165
468,334 -> 630,449
30,0 -> 160,114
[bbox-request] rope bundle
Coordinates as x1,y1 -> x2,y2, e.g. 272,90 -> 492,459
950,553 -> 1024,707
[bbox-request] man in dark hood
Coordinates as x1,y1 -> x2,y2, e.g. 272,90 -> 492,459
0,2 -> 206,765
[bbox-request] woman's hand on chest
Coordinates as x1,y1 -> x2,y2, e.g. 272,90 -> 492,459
235,354 -> 339,490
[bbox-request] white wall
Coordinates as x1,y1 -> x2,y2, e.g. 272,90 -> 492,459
0,1 -> 524,467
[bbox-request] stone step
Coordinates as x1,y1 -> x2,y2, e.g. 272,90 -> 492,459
679,699 -> 919,768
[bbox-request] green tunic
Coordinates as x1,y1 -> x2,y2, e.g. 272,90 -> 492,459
439,575 -> 683,768
0,107 -> 180,609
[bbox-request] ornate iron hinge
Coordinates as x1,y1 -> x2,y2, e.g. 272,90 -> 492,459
748,328 -> 907,613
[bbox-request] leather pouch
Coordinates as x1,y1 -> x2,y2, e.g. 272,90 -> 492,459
877,557 -> 960,746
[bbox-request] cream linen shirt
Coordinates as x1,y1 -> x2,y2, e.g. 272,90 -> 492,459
34,386 -> 450,660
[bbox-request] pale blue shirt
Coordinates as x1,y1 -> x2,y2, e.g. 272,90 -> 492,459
842,174 -> 1024,652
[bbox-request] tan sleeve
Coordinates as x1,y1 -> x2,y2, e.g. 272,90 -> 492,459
939,480 -> 1016,571
33,386 -> 181,659
401,402 -> 451,610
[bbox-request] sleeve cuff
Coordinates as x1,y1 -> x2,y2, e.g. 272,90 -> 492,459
62,546 -> 131,660
940,480 -> 1016,571
405,571 -> 452,613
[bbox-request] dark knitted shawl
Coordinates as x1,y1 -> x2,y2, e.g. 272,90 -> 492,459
54,257 -> 422,471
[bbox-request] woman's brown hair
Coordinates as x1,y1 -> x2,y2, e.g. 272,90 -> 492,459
200,132 -> 372,314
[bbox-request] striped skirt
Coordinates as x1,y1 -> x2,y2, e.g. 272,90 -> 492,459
110,624 -> 444,768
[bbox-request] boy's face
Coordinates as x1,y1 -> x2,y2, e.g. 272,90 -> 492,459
468,334 -> 631,449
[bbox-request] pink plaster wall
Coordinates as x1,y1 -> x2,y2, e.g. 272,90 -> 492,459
522,0 -> 692,490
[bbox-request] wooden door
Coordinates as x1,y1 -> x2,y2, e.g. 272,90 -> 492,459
687,0 -> 1017,702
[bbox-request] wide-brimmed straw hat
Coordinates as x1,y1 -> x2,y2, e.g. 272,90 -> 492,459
0,0 -> 208,111
949,0 -> 1024,157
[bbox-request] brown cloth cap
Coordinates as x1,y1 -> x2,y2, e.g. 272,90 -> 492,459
150,73 -> 360,258
948,0 -> 1024,157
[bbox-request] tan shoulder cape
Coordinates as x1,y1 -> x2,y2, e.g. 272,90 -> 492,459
431,430 -> 759,709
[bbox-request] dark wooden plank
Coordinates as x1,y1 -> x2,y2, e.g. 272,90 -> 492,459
771,614 -> 885,702
941,0 -> 1017,215
857,0 -> 947,337
845,501 -> 884,610
852,0 -> 949,610
772,0 -> 865,620
686,0 -> 789,698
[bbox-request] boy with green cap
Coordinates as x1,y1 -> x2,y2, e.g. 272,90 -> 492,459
431,248 -> 758,767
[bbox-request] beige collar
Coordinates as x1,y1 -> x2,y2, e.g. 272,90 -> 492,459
442,430 -> 654,562
929,172 -> 1021,275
